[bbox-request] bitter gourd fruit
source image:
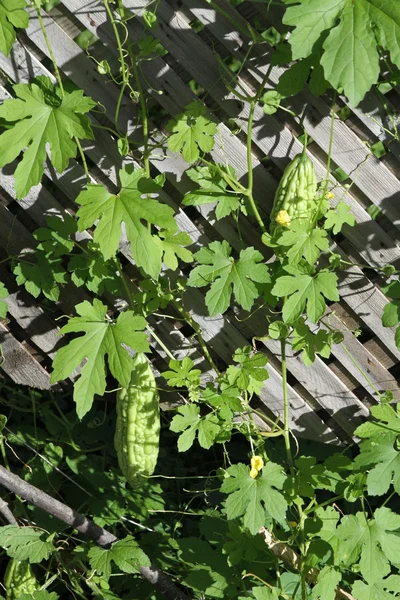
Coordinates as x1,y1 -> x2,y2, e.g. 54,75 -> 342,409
270,152 -> 318,233
114,352 -> 160,488
4,559 -> 39,599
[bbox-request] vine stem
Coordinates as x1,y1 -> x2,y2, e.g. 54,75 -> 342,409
246,102 -> 266,234
103,0 -> 129,134
147,328 -> 175,361
173,300 -> 220,375
35,4 -> 90,181
280,338 -> 293,468
244,63 -> 275,235
34,6 -> 64,96
132,59 -> 150,177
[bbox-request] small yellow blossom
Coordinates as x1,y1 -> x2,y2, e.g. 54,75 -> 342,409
325,191 -> 335,200
275,210 -> 291,227
251,455 -> 264,470
249,455 -> 264,478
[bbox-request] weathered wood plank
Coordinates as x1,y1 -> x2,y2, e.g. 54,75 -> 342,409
0,322 -> 52,390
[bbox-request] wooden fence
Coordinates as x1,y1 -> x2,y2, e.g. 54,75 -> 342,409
1,0 -> 400,445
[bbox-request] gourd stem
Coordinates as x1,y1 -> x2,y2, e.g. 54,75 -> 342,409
147,328 -> 175,361
281,338 -> 293,468
246,102 -> 267,234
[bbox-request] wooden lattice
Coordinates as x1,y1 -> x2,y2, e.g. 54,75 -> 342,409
1,0 -> 400,445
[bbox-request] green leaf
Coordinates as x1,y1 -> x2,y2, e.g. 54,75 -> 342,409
170,405 -> 220,451
162,357 -> 201,388
272,268 -> 339,324
33,214 -> 77,257
355,433 -> 400,496
355,403 -> 400,438
76,165 -> 177,279
68,243 -> 123,296
277,56 -> 313,97
324,201 -> 356,234
166,101 -> 217,163
0,282 -> 8,318
283,0 -> 400,106
226,346 -> 268,395
0,76 -> 95,198
336,508 -> 400,584
202,384 -> 243,413
277,222 -> 329,264
20,593 -> 59,600
154,230 -> 193,271
291,319 -> 333,366
262,90 -> 282,115
188,241 -> 270,316
13,252 -> 67,301
0,0 -> 29,57
183,165 -> 243,220
352,575 -> 400,600
308,505 -> 341,558
177,537 -> 236,598
0,525 -> 55,563
382,301 -> 400,328
50,299 -> 149,418
220,462 -> 287,533
321,1 -> 379,106
293,455 -> 337,497
312,566 -> 341,600
89,536 -> 150,581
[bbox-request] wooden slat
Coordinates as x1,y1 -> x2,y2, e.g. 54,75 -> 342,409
0,322 -> 51,390
1,0 -> 399,444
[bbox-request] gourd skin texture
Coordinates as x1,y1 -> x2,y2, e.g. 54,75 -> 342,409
5,559 -> 39,599
115,352 -> 160,487
270,152 -> 318,232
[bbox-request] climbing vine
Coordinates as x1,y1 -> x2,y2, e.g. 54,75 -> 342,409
0,1 -> 399,599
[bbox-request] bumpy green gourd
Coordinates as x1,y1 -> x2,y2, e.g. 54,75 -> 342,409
270,152 -> 318,232
114,352 -> 160,487
4,559 -> 39,599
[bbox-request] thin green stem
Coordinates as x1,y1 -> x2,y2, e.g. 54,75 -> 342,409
103,0 -> 129,133
173,300 -> 220,374
116,259 -> 135,307
304,494 -> 344,515
338,257 -> 399,274
132,60 -> 150,177
114,82 -> 128,136
203,0 -> 259,42
34,6 -> 64,95
246,102 -> 267,234
147,328 -> 175,361
281,338 -> 293,468
75,138 -> 90,182
323,91 -> 337,196
0,438 -> 10,471
244,63 -> 276,235
340,342 -> 381,398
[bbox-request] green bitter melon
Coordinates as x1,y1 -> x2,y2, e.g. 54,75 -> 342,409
4,559 -> 39,599
114,352 -> 160,488
270,152 -> 319,232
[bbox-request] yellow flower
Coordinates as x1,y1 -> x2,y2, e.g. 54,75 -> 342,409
325,191 -> 335,200
251,455 -> 264,470
249,455 -> 264,478
275,210 -> 291,227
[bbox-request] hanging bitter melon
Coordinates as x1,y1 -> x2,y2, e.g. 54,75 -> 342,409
270,152 -> 319,232
114,352 -> 160,488
4,559 -> 39,599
